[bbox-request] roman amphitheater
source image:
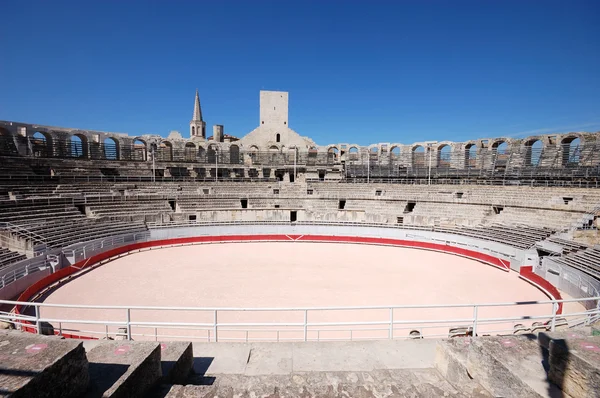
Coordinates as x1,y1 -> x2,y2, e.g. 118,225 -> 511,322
0,91 -> 599,397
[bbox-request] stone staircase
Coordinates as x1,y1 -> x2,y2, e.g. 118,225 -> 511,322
1,329 -> 599,397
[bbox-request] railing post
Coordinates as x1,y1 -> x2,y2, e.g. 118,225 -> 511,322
213,310 -> 218,342
35,305 -> 41,334
303,310 -> 308,342
126,308 -> 132,340
472,306 -> 478,337
550,301 -> 558,332
389,307 -> 394,339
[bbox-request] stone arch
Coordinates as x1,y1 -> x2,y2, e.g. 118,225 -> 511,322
159,141 -> 173,162
133,138 -> 147,161
524,139 -> 543,166
464,143 -> 477,168
491,140 -> 507,153
103,137 -> 119,160
197,145 -> 206,161
269,145 -> 280,152
412,145 -> 425,167
207,144 -> 219,163
390,146 -> 401,160
32,131 -> 53,157
561,136 -> 582,166
191,126 -> 195,136
230,144 -> 240,164
348,146 -> 359,161
70,134 -> 88,158
437,144 -> 451,167
327,146 -> 339,162
248,145 -> 259,163
184,142 -> 196,162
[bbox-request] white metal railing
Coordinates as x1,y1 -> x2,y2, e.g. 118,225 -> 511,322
2,296 -> 599,343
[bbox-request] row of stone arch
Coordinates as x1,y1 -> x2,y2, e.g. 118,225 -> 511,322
326,137 -> 583,167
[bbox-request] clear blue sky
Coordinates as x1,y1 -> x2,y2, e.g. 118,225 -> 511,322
2,1 -> 599,146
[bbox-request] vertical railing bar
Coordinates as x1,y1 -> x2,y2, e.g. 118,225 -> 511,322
126,308 -> 132,340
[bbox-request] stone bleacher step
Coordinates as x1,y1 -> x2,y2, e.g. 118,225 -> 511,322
85,341 -> 161,398
0,330 -> 89,398
465,335 -> 564,398
160,341 -> 194,384
158,368 -> 468,398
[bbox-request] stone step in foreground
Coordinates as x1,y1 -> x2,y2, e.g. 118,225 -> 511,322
158,369 -> 479,398
0,330 -> 89,398
85,341 -> 161,398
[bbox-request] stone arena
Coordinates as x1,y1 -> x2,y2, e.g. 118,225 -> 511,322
0,90 -> 599,396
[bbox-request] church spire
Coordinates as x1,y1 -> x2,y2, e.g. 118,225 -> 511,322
190,89 -> 206,138
192,89 -> 203,121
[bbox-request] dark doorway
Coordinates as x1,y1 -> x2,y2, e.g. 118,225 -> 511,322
290,211 -> 297,222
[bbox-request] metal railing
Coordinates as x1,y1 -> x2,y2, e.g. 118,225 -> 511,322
2,297 -> 599,343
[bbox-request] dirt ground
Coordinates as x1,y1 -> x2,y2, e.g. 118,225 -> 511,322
38,242 -> 584,341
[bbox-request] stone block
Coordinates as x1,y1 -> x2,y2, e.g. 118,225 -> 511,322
466,335 -> 562,397
160,341 -> 193,385
434,338 -> 492,397
0,330 -> 89,398
86,341 -> 161,398
547,334 -> 600,398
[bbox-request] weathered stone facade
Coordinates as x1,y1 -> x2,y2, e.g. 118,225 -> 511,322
0,90 -> 599,182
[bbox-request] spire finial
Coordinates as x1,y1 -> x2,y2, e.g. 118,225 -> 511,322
192,90 -> 203,121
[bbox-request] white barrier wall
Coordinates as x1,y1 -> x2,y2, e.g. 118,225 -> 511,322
148,223 -> 534,272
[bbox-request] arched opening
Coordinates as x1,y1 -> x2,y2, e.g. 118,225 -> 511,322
32,131 -> 52,157
561,137 -> 581,166
184,142 -> 196,162
464,143 -> 477,168
207,144 -> 218,163
103,137 -> 119,160
348,146 -> 359,161
525,139 -> 542,166
327,147 -> 339,163
491,141 -> 508,167
390,146 -> 401,161
197,146 -> 206,162
133,138 -> 147,161
412,145 -> 425,167
70,134 -> 87,158
191,126 -> 195,136
248,145 -> 259,163
437,144 -> 451,167
159,141 -> 173,162
269,145 -> 280,164
276,133 -> 280,143
230,145 -> 240,164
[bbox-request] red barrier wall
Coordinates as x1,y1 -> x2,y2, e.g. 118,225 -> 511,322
15,233 -> 544,338
519,265 -> 563,314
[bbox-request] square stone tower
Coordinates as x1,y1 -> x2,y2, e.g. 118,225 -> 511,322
260,91 -> 288,127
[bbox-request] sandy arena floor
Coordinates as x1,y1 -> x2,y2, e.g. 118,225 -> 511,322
38,242 -> 582,341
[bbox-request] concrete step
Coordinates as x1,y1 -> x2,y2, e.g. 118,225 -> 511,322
466,335 -> 564,398
159,341 -> 194,384
0,330 -> 89,398
85,341 -> 161,398
158,369 -> 471,398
